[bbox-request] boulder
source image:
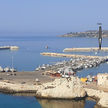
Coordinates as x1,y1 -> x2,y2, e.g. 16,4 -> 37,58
98,92 -> 108,108
36,77 -> 86,99
85,88 -> 108,108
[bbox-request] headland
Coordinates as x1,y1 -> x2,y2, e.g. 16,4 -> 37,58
59,30 -> 108,38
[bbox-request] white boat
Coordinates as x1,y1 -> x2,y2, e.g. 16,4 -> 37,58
10,46 -> 19,50
4,67 -> 10,72
10,68 -> 17,72
0,66 -> 4,72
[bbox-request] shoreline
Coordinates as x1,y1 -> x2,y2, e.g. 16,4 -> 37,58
0,71 -> 107,107
0,75 -> 104,107
0,55 -> 107,107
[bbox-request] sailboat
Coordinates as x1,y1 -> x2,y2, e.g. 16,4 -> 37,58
10,55 -> 17,75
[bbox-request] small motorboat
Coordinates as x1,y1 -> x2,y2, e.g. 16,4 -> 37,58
0,66 -> 4,72
45,45 -> 48,49
10,68 -> 17,72
4,67 -> 10,72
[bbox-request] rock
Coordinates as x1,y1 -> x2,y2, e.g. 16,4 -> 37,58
36,76 -> 86,99
85,88 -> 108,108
98,92 -> 108,108
84,88 -> 102,98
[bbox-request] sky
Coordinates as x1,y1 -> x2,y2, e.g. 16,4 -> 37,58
0,0 -> 108,36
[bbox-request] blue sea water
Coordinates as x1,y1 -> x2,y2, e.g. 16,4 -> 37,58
0,93 -> 96,108
0,94 -> 41,108
0,36 -> 107,108
0,36 -> 108,71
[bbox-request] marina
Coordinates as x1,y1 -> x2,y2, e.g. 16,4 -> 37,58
35,56 -> 107,78
0,66 -> 17,73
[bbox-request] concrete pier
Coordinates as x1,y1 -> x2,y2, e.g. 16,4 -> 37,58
63,47 -> 108,52
40,52 -> 102,59
0,46 -> 19,50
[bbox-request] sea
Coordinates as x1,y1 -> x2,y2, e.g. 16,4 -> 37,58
0,35 -> 108,108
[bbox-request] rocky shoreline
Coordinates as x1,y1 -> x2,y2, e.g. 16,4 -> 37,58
85,88 -> 108,108
0,76 -> 107,108
0,55 -> 107,108
59,30 -> 108,38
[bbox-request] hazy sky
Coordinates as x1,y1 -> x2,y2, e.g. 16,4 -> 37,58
0,0 -> 108,36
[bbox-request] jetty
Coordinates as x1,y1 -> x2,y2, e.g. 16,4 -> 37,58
40,52 -> 102,59
63,47 -> 108,52
0,46 -> 19,50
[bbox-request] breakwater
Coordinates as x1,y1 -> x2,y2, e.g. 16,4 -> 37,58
40,52 -> 101,59
63,47 -> 108,52
0,46 -> 19,50
37,53 -> 107,78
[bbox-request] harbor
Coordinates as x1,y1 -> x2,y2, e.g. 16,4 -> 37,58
0,29 -> 108,107
35,56 -> 107,77
0,53 -> 108,107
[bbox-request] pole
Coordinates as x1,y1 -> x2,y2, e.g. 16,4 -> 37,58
98,25 -> 102,50
12,55 -> 14,75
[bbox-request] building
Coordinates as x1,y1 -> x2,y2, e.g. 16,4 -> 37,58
97,73 -> 108,88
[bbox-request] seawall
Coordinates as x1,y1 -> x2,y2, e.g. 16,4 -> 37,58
40,52 -> 103,59
63,47 -> 108,52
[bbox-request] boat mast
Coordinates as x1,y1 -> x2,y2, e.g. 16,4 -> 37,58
11,55 -> 14,75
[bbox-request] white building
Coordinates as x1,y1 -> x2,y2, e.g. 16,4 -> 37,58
97,73 -> 108,88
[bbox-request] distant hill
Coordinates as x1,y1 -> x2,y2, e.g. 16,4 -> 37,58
59,30 -> 108,38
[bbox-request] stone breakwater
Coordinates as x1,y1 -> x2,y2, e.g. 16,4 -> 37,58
0,46 -> 19,50
40,52 -> 101,59
38,53 -> 107,73
63,47 -> 108,52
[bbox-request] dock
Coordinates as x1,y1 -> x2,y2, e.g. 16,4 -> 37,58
63,47 -> 108,52
40,52 -> 103,59
0,46 -> 19,50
